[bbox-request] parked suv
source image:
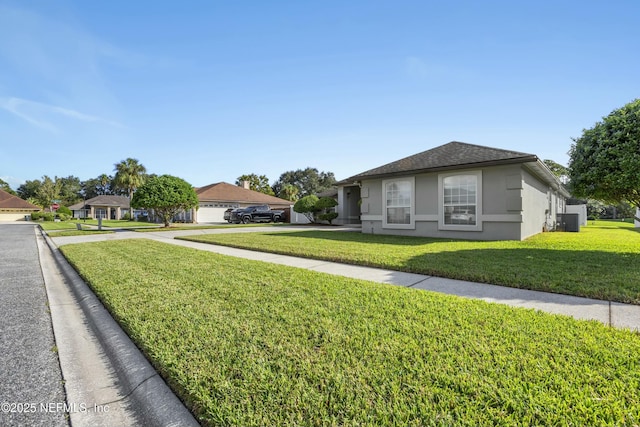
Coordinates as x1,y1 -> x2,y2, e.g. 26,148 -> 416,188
229,205 -> 285,224
223,208 -> 238,223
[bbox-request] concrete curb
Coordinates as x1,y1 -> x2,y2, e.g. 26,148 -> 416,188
41,230 -> 200,427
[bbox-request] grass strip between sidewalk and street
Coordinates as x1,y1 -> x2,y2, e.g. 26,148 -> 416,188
60,239 -> 640,427
178,221 -> 640,304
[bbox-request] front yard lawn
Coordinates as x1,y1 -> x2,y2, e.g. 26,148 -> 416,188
135,222 -> 285,232
60,239 -> 640,426
179,221 -> 640,304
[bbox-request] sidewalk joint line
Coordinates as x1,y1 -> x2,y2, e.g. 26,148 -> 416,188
407,277 -> 432,288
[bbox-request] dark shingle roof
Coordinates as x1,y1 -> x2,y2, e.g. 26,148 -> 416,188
68,195 -> 130,210
0,189 -> 40,210
345,141 -> 538,181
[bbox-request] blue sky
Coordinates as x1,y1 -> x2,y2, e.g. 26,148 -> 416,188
1,1 -> 639,190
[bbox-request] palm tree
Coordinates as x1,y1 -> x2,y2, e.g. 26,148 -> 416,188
113,158 -> 147,199
98,174 -> 111,195
279,183 -> 299,202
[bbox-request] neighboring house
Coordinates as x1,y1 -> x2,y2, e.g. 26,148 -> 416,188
0,189 -> 40,221
335,141 -> 570,240
68,195 -> 131,220
194,182 -> 293,223
566,204 -> 588,226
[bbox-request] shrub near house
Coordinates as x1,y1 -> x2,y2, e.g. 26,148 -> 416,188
293,195 -> 339,224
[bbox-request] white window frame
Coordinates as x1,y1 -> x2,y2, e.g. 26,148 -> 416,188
383,177 -> 415,229
438,171 -> 482,231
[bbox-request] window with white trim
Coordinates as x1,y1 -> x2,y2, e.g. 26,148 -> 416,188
439,171 -> 482,231
383,178 -> 414,228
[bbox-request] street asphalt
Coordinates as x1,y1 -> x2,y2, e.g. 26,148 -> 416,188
0,224 -> 67,427
2,221 -> 639,427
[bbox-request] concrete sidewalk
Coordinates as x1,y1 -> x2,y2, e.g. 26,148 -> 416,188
52,226 -> 640,331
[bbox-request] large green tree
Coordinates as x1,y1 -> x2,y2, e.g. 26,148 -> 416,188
235,173 -> 275,195
58,175 -> 82,206
568,99 -> 640,221
17,179 -> 41,201
35,176 -> 62,209
272,167 -> 336,198
0,178 -> 16,195
543,159 -> 568,183
131,175 -> 198,227
81,174 -> 115,199
18,176 -> 82,207
113,158 -> 147,199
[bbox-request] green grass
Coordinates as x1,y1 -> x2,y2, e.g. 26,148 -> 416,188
60,239 -> 640,426
46,229 -> 114,237
134,222 -> 286,232
38,219 -> 158,230
179,221 -> 640,304
37,221 -> 81,230
80,219 -> 160,228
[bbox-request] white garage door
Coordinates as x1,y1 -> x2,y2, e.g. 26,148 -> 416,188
197,207 -> 228,223
0,213 -> 32,221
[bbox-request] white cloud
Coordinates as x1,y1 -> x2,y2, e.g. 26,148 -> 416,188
0,97 -> 124,132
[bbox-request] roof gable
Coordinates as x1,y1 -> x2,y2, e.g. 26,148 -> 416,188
0,189 -> 41,210
196,182 -> 292,205
68,195 -> 130,210
346,141 -> 538,181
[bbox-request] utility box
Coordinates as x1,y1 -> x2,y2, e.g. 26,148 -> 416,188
557,213 -> 580,232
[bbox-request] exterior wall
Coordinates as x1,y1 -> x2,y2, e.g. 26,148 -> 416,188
336,186 -> 361,225
0,212 -> 38,221
566,204 -> 587,226
520,169 -> 549,238
290,209 -> 311,224
520,168 -> 566,238
73,209 -> 90,219
356,163 -> 569,241
359,180 -> 383,218
635,208 -> 640,228
359,164 -> 530,240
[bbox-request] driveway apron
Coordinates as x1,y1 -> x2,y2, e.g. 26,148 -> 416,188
0,224 -> 67,427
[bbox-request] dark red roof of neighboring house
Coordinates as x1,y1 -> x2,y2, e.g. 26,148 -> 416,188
196,182 -> 292,206
0,189 -> 41,210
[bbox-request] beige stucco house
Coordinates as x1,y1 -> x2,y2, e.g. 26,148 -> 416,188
0,189 -> 41,220
68,195 -> 130,219
335,141 -> 570,241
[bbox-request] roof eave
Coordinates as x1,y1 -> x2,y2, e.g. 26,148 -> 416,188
342,156 -> 539,183
524,160 -> 571,198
